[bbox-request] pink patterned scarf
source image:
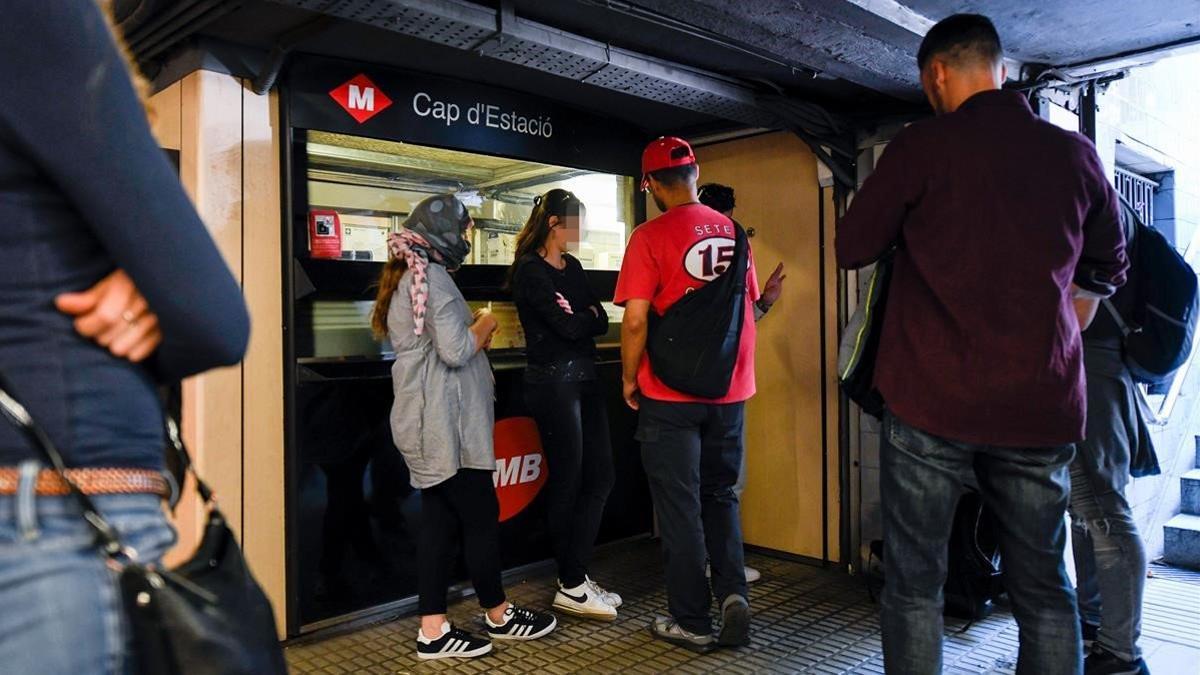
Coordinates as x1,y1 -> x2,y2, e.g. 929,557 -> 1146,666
388,230 -> 446,336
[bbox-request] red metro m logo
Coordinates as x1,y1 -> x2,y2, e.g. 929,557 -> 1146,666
329,74 -> 393,124
492,417 -> 548,522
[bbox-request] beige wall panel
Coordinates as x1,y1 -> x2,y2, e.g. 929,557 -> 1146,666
174,71 -> 246,564
148,81 -> 182,151
687,132 -> 835,559
241,87 -> 288,635
823,187 -> 842,559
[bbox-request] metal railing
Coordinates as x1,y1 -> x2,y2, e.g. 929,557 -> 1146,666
1115,167 -> 1158,226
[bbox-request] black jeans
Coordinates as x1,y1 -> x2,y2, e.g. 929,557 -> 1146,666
525,378 -> 615,588
637,397 -> 747,635
417,469 -> 507,616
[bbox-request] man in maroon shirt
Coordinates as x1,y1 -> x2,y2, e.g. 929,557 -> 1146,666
836,14 -> 1127,674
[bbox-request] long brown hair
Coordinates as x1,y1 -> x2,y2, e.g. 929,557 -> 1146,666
506,189 -> 584,288
98,1 -> 154,120
370,257 -> 409,339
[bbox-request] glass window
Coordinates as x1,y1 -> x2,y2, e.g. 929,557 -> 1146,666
304,131 -> 635,270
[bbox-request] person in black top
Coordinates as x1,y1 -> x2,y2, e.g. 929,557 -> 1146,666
509,189 -> 621,620
0,2 -> 249,671
1068,200 -> 1153,673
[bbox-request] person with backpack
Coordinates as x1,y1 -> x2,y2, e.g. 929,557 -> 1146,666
616,138 -> 760,652
835,15 -> 1128,674
697,182 -> 786,586
509,189 -> 623,621
1069,199 -> 1183,675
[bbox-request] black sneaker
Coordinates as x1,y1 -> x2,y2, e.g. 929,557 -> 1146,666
416,622 -> 492,660
717,595 -> 751,647
483,603 -> 557,641
1084,647 -> 1150,675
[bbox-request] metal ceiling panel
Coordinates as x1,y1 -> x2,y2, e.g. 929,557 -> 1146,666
265,0 -> 779,126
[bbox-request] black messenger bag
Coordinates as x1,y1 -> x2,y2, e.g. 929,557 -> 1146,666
0,373 -> 287,675
647,224 -> 748,399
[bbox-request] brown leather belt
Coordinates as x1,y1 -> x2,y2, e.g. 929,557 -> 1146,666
0,467 -> 170,498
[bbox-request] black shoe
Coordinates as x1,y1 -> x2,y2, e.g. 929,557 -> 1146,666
483,603 -> 557,641
649,616 -> 716,654
717,595 -> 751,647
1084,647 -> 1150,675
416,622 -> 492,660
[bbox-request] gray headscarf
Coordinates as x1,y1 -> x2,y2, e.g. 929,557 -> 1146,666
386,194 -> 473,335
402,194 -> 472,271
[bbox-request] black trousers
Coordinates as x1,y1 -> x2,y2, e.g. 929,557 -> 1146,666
637,398 -> 747,635
525,378 -> 615,588
417,469 -> 507,616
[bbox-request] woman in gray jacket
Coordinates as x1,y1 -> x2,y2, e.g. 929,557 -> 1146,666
371,194 -> 556,661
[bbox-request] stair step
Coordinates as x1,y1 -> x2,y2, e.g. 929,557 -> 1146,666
1164,513 -> 1200,569
1183,470 -> 1200,516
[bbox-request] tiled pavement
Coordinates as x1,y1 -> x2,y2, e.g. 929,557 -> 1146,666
286,539 -> 1200,674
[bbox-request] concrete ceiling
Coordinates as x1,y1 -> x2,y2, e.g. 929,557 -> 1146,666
553,0 -> 1200,101
132,0 -> 1200,136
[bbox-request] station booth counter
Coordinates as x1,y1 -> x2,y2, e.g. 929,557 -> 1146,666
283,56 -> 653,632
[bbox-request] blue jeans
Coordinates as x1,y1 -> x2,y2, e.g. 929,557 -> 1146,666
1069,343 -> 1146,662
0,461 -> 176,675
881,414 -> 1081,675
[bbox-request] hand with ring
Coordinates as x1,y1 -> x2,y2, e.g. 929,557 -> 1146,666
55,269 -> 163,363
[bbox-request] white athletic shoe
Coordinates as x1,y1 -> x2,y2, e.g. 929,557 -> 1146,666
706,564 -> 762,583
553,581 -> 618,621
586,575 -> 623,608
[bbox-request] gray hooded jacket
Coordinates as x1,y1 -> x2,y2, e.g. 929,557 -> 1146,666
388,263 -> 495,489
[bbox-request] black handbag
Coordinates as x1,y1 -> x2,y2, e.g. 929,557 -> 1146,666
0,374 -> 287,675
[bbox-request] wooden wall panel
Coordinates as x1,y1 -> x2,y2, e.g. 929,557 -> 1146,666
667,132 -> 838,559
241,88 -> 288,636
167,70 -> 288,629
148,81 -> 182,151
175,71 -> 246,565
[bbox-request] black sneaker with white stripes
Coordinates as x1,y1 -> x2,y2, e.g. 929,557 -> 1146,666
416,622 -> 492,660
483,603 -> 557,641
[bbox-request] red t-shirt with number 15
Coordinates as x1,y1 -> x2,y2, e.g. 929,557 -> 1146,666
614,203 -> 760,404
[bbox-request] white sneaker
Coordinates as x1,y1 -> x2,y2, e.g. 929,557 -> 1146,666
706,564 -> 762,583
553,581 -> 618,621
586,575 -> 623,608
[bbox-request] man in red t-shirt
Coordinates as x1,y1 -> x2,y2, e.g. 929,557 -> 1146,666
614,137 -> 760,652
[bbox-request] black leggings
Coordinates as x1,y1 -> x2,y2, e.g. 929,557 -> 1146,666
417,469 -> 507,616
525,378 -> 615,588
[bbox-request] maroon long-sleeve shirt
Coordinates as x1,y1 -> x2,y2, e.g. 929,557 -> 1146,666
837,89 -> 1128,447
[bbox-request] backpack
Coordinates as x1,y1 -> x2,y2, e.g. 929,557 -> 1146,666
837,254 -> 893,418
646,224 -> 748,399
943,489 -> 1003,621
1104,201 -> 1198,385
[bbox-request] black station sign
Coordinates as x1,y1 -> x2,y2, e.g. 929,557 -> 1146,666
287,55 -> 643,176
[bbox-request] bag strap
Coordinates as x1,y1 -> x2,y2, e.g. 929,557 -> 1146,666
0,370 -> 217,558
164,414 -> 215,504
0,371 -> 126,558
1102,298 -> 1135,337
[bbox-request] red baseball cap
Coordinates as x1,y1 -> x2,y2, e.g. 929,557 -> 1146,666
640,136 -> 696,190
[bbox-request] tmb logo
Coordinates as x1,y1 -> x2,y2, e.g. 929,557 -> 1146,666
492,417 -> 548,522
329,74 -> 393,124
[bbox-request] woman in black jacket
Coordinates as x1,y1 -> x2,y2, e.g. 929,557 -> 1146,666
509,189 -> 621,620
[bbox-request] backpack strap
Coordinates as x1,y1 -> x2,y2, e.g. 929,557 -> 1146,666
1102,298 -> 1135,337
